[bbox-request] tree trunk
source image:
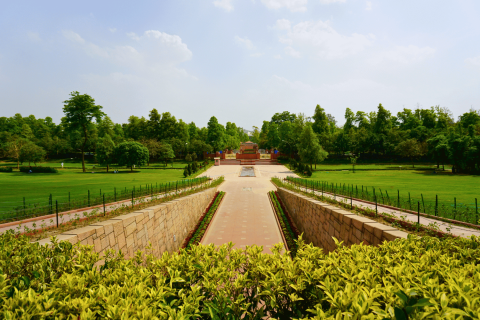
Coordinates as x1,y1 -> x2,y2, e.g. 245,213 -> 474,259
107,164 -> 109,172
17,160 -> 19,169
131,166 -> 133,172
437,161 -> 439,169
81,125 -> 88,173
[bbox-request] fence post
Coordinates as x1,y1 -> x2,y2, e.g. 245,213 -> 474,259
23,197 -> 25,216
69,192 -> 71,210
375,194 -> 378,217
88,190 -> 90,207
56,200 -> 58,227
476,198 -> 478,225
50,194 -> 53,215
351,191 -> 353,210
421,194 -> 425,213
435,195 -> 438,216
417,201 -> 420,225
397,190 -> 400,208
103,194 -> 106,216
132,190 -> 134,208
115,187 -> 117,202
453,197 -> 456,219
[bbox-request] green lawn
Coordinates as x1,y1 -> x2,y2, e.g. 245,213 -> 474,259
0,160 -> 210,214
307,170 -> 479,206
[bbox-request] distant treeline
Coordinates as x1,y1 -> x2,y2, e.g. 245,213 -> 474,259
1,91 -> 479,173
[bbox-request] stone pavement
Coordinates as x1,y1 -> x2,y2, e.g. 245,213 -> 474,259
199,165 -> 298,253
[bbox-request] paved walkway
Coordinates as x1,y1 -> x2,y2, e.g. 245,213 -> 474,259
200,165 -> 297,253
285,181 -> 480,238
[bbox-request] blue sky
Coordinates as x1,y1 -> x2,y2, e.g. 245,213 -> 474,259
1,0 -> 479,129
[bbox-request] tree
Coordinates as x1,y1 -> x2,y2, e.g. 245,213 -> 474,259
115,141 -> 149,171
207,116 -> 225,152
96,134 -> 116,172
427,134 -> 449,169
271,111 -> 296,125
62,91 -> 105,173
297,124 -> 328,169
266,123 -> 280,150
394,138 -> 423,168
158,143 -> 175,167
312,105 -> 329,136
19,142 -> 46,166
6,136 -> 28,169
140,139 -> 161,165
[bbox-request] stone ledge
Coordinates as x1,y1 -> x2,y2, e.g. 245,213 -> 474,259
276,187 -> 407,252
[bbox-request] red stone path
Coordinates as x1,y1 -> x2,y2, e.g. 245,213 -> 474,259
200,165 -> 298,253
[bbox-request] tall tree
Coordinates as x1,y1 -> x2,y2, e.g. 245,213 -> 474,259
96,134 -> 116,172
297,124 -> 328,169
207,116 -> 225,152
158,143 -> 175,167
62,91 -> 104,172
312,105 -> 329,136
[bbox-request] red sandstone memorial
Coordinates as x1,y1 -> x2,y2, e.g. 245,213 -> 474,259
204,141 -> 282,166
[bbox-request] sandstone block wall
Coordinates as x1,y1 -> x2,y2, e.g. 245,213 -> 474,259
277,188 -> 408,252
37,187 -> 218,258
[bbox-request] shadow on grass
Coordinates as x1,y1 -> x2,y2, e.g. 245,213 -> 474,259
411,170 -> 480,177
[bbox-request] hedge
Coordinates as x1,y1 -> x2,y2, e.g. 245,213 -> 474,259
19,166 -> 58,173
269,191 -> 300,257
182,191 -> 225,250
2,231 -> 480,318
0,167 -> 12,173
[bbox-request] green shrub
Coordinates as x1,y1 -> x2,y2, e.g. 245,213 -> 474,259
305,165 -> 313,177
19,166 -> 58,173
2,231 -> 480,318
183,166 -> 188,178
0,167 -> 13,173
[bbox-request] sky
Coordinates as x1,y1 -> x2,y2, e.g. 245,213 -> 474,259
0,0 -> 479,130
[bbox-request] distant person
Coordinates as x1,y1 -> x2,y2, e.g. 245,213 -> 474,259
61,162 -> 64,169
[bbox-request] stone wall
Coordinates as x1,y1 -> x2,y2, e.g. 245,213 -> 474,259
37,187 -> 218,258
277,188 -> 408,252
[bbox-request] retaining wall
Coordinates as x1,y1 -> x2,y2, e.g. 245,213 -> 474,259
277,187 -> 408,252
37,187 -> 218,258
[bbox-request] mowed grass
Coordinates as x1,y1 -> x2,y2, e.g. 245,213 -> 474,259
311,163 -> 451,170
0,160 -> 208,213
308,170 -> 480,206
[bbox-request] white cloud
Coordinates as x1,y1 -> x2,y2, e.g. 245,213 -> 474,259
319,0 -> 345,3
109,28 -> 117,33
279,20 -> 374,59
62,30 -> 85,44
370,45 -> 436,66
62,29 -> 193,73
235,36 -> 255,50
466,56 -> 480,67
274,19 -> 291,30
213,0 -> 234,12
365,1 -> 372,10
27,32 -> 41,43
274,54 -> 282,59
261,0 -> 308,12
284,46 -> 301,58
250,52 -> 264,57
127,32 -> 140,41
